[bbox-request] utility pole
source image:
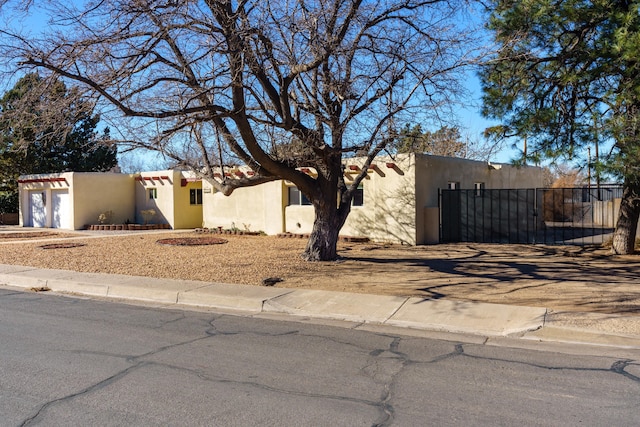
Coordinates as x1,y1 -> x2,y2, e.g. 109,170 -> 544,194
593,114 -> 601,200
587,146 -> 592,193
595,137 -> 601,200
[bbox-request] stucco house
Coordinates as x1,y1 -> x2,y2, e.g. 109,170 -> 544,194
133,170 -> 203,229
18,169 -> 202,230
18,153 -> 543,244
18,172 -> 134,229
201,153 -> 544,244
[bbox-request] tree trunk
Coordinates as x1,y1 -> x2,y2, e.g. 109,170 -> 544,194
303,202 -> 344,261
611,180 -> 640,255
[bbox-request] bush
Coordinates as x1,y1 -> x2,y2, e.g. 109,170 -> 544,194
97,210 -> 114,224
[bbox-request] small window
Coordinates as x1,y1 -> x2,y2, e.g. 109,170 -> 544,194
288,187 -> 311,206
352,185 -> 364,206
190,189 -> 203,205
447,181 -> 460,190
149,188 -> 157,199
474,182 -> 485,196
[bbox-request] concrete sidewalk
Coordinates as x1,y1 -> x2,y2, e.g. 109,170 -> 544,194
1,263 -> 639,349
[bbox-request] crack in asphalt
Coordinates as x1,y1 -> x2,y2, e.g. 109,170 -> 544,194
433,343 -> 640,386
19,319 -> 221,426
369,337 -> 407,427
147,358 -> 386,411
21,314 -> 398,425
150,311 -> 188,329
366,341 -> 477,426
206,317 -> 417,427
611,359 -> 640,383
15,307 -> 640,426
202,318 -> 640,425
20,362 -> 147,426
427,343 -> 466,364
206,316 -> 302,338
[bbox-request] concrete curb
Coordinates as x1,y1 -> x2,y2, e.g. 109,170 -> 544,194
179,284 -> 293,313
386,298 -> 547,336
0,264 -> 637,347
524,326 -> 640,349
263,289 -> 409,324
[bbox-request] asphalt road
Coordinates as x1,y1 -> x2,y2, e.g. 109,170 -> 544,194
1,288 -> 639,426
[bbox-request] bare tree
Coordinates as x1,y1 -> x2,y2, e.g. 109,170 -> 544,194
394,125 -> 467,157
1,0 -> 482,260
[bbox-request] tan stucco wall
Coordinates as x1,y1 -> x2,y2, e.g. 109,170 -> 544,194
18,172 -> 135,229
203,179 -> 285,235
198,158 -> 419,242
71,172 -> 135,228
135,171 -> 175,226
134,170 -> 204,229
284,204 -> 316,234
415,154 -> 544,207
199,154 -> 543,245
341,154 -> 418,245
20,169 -> 203,230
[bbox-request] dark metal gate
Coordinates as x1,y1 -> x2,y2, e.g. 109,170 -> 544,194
440,187 -> 621,245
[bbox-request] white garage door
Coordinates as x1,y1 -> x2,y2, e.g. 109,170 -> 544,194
51,190 -> 71,229
29,192 -> 46,227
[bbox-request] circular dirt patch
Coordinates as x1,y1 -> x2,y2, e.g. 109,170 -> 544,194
157,237 -> 229,246
39,243 -> 86,250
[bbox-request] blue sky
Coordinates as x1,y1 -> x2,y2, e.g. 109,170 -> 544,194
0,2 -> 519,169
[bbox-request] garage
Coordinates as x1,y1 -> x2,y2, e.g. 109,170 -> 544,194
26,189 -> 72,229
19,172 -> 137,230
29,192 -> 46,227
51,190 -> 71,229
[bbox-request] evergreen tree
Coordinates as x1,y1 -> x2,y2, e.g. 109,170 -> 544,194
481,0 -> 640,254
0,73 -> 117,213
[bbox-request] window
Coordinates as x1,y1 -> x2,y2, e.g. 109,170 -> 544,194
148,188 -> 157,199
474,182 -> 485,196
288,186 -> 311,206
447,181 -> 460,190
352,185 -> 364,206
190,188 -> 203,205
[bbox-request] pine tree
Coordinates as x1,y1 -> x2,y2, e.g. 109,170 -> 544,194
481,0 -> 640,254
0,73 -> 117,213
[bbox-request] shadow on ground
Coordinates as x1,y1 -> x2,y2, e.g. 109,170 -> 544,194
296,243 -> 640,315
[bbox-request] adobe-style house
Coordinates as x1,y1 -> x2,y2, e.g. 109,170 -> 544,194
17,153 -> 544,244
133,170 -> 203,229
18,172 -> 134,229
17,169 -> 202,230
201,153 -> 544,244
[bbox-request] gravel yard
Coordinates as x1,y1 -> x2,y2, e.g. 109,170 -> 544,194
0,231 -> 321,285
1,228 -> 639,316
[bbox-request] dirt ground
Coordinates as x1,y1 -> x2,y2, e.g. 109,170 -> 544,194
1,228 -> 639,316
